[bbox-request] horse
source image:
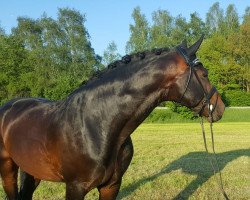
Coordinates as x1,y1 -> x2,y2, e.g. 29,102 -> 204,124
0,35 -> 225,200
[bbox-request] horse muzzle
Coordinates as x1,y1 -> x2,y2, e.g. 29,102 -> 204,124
194,92 -> 225,122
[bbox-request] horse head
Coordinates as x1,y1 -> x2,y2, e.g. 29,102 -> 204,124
167,35 -> 225,122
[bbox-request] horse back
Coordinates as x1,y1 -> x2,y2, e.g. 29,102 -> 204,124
0,97 -> 64,181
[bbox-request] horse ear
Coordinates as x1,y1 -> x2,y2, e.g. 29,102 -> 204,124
187,34 -> 204,56
181,39 -> 187,49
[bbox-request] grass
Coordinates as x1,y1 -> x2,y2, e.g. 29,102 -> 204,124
145,107 -> 250,123
0,122 -> 249,199
219,108 -> 250,122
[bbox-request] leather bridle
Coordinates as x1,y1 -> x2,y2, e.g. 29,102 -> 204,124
176,46 -> 218,116
176,46 -> 230,200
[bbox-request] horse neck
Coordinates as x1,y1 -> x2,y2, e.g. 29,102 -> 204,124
64,53 -> 173,152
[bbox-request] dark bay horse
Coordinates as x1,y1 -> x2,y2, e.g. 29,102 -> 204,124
0,36 -> 225,200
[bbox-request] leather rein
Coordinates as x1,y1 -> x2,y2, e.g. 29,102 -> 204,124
176,46 -> 229,200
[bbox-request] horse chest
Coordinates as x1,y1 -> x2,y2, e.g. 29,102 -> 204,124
59,136 -> 120,185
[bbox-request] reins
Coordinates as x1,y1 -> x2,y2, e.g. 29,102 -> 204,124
176,46 -> 230,199
200,116 -> 229,200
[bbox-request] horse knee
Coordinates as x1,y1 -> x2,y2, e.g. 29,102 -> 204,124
98,183 -> 121,200
120,137 -> 134,174
100,138 -> 133,193
65,182 -> 88,200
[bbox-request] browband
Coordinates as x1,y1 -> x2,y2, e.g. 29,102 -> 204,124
176,46 -> 201,67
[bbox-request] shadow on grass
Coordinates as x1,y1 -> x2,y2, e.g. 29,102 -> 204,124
119,149 -> 250,200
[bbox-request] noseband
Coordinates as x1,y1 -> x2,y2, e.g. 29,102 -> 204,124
176,46 -> 218,116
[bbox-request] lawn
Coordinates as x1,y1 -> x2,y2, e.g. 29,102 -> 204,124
0,122 -> 249,199
145,107 -> 250,123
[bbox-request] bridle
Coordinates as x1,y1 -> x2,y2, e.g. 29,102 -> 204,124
176,46 -> 218,116
176,46 -> 230,200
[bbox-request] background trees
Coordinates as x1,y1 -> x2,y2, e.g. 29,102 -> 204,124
125,2 -> 249,109
0,8 -> 101,103
0,3 -> 249,107
102,41 -> 121,66
126,7 -> 150,53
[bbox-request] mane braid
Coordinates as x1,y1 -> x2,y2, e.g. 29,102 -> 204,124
81,47 -> 170,86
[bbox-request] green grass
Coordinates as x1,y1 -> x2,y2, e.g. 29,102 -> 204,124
219,108 -> 250,122
145,107 -> 250,123
0,122 -> 249,199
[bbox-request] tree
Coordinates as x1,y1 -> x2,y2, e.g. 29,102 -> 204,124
0,35 -> 31,104
206,2 -> 225,35
225,4 -> 239,34
199,33 -> 243,91
12,17 -> 43,50
0,24 -> 4,35
243,6 -> 250,23
126,7 -> 150,53
39,14 -> 70,67
58,8 -> 96,81
171,15 -> 189,44
233,16 -> 250,92
8,8 -> 99,100
102,41 -> 121,66
12,16 -> 53,98
188,12 -> 206,43
150,9 -> 173,48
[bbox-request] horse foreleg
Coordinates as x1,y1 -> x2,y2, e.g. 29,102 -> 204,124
98,137 -> 134,200
0,152 -> 19,200
19,170 -> 40,200
65,182 -> 88,200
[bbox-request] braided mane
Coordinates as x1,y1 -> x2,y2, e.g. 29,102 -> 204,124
81,47 -> 171,86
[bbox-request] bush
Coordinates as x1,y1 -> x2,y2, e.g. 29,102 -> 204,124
145,108 -> 197,123
163,90 -> 250,121
165,102 -> 198,120
223,90 -> 250,106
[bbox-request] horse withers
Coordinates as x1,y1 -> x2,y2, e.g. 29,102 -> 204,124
0,36 -> 224,200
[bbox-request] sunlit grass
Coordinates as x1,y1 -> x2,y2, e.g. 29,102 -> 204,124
145,107 -> 250,123
0,122 -> 249,199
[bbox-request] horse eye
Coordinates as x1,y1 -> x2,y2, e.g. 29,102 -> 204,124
203,73 -> 208,78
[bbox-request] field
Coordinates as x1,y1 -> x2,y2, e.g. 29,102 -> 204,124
0,111 -> 249,199
145,107 -> 250,123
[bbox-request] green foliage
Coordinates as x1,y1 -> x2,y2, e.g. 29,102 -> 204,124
0,25 -> 4,35
198,33 -> 243,90
0,8 -> 101,105
145,108 -> 198,123
205,2 -> 225,34
0,3 -> 249,114
171,15 -> 189,44
145,107 -> 250,123
225,4 -> 240,34
243,6 -> 250,23
0,35 -> 30,104
150,10 -> 173,48
127,3 -> 249,100
167,102 -> 198,120
126,7 -> 150,53
188,12 -> 207,42
102,41 -> 121,66
223,90 -> 250,106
